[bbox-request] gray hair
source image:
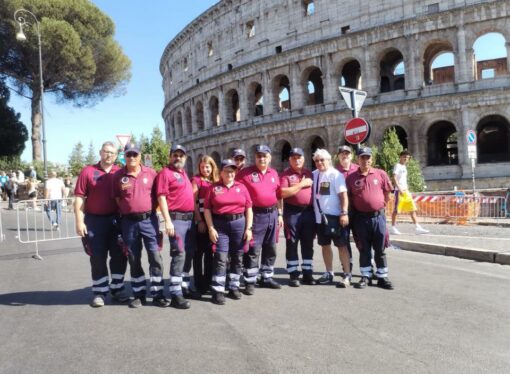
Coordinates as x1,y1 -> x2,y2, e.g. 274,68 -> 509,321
101,141 -> 116,149
312,148 -> 332,161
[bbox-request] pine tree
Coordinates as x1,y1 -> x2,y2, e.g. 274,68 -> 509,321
68,142 -> 85,176
85,141 -> 97,165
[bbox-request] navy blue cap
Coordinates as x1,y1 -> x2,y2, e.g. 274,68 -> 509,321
255,144 -> 271,154
338,145 -> 352,153
289,147 -> 304,156
357,146 -> 372,156
170,144 -> 187,154
124,143 -> 140,154
221,159 -> 237,170
231,148 -> 246,158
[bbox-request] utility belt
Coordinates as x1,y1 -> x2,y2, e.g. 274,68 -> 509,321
253,205 -> 277,214
123,211 -> 153,221
169,211 -> 194,221
85,212 -> 116,218
352,209 -> 385,218
212,213 -> 244,222
284,203 -> 313,213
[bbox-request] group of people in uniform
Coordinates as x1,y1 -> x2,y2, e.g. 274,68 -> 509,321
74,140 -> 397,309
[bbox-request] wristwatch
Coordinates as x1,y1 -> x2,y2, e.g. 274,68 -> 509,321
340,211 -> 348,216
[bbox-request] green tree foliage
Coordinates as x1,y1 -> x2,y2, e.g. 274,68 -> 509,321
146,127 -> 170,172
0,0 -> 131,161
0,79 -> 28,157
85,141 -> 96,165
68,141 -> 84,176
373,128 -> 425,192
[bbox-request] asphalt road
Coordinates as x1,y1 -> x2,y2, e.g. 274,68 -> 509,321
0,207 -> 509,373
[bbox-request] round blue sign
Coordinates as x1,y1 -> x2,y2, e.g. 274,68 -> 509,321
466,130 -> 477,145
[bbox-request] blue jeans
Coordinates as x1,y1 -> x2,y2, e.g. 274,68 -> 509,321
45,200 -> 62,225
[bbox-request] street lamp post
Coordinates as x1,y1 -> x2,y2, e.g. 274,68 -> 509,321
14,9 -> 48,180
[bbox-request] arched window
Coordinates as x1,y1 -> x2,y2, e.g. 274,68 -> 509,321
210,151 -> 221,168
248,82 -> 264,117
380,49 -> 405,92
225,89 -> 240,123
310,136 -> 326,170
273,75 -> 291,112
423,42 -> 455,84
185,107 -> 192,135
339,60 -> 362,89
477,115 -> 510,163
427,121 -> 458,165
209,96 -> 220,127
195,101 -> 204,131
473,33 -> 507,80
176,111 -> 183,138
304,67 -> 324,105
384,126 -> 408,150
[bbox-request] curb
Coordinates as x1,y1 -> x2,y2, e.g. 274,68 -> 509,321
391,239 -> 509,266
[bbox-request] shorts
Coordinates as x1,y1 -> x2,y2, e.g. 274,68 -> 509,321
316,220 -> 349,247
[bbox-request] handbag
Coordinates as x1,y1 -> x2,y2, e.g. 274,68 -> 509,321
315,173 -> 342,238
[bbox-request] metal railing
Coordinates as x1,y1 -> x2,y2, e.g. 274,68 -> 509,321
0,208 -> 5,242
16,198 -> 79,259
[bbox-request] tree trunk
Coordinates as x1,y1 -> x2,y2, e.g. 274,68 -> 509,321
31,85 -> 42,161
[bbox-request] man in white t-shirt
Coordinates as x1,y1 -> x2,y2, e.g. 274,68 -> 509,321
312,149 -> 351,288
391,151 -> 429,235
44,170 -> 65,230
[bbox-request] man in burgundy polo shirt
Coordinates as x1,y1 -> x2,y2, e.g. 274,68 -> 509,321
74,141 -> 128,307
156,144 -> 195,309
280,147 -> 316,287
113,143 -> 169,308
236,144 -> 283,294
346,147 -> 394,290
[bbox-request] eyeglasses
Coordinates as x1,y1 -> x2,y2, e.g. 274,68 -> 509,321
314,158 -> 327,163
125,152 -> 139,158
101,150 -> 116,155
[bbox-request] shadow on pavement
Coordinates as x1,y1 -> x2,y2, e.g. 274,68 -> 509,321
0,287 -> 90,306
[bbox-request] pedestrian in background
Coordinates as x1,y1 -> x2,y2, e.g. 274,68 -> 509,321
231,148 -> 247,171
391,150 -> 429,235
113,143 -> 169,308
204,159 -> 253,305
346,147 -> 394,290
74,141 -> 128,307
280,147 -> 316,287
156,144 -> 196,309
236,145 -> 283,294
44,170 -> 65,230
312,149 -> 351,288
192,155 -> 219,295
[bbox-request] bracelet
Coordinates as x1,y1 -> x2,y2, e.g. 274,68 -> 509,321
340,211 -> 348,216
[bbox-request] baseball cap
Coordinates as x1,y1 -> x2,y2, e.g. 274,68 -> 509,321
338,145 -> 352,153
255,144 -> 271,154
289,147 -> 304,156
357,146 -> 372,156
221,159 -> 237,170
124,143 -> 140,154
170,144 -> 187,154
231,148 -> 246,158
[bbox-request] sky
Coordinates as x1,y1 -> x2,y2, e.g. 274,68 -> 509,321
11,0 -> 218,164
8,2 -> 504,165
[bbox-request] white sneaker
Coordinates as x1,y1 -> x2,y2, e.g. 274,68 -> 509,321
90,295 -> 105,308
416,226 -> 430,234
390,226 -> 402,235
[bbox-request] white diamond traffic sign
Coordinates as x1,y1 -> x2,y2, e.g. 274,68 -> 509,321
339,87 -> 367,113
116,134 -> 132,148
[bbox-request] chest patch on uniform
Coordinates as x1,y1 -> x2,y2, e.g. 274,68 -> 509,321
251,172 -> 260,183
373,179 -> 379,185
173,172 -> 181,179
143,177 -> 148,184
120,176 -> 132,190
214,186 -> 224,194
121,176 -> 129,184
319,181 -> 330,195
236,187 -> 241,193
93,170 -> 101,182
271,177 -> 275,183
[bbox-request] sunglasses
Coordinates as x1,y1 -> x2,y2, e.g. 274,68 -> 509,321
125,152 -> 139,158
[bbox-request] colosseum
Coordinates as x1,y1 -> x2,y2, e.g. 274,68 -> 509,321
160,0 -> 510,191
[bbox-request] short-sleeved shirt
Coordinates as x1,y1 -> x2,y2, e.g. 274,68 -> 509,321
45,178 -> 65,200
346,168 -> 393,213
112,165 -> 157,215
155,166 -> 194,212
0,175 -> 8,187
337,162 -> 359,180
280,167 -> 313,207
236,165 -> 280,208
312,167 -> 347,223
393,163 -> 408,191
192,175 -> 213,214
204,181 -> 252,215
74,163 -> 120,215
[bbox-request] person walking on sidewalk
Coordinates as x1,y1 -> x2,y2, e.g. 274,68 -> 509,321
74,141 -> 129,307
390,151 -> 429,235
44,171 -> 65,230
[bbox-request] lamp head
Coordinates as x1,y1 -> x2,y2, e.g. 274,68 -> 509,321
15,23 -> 26,41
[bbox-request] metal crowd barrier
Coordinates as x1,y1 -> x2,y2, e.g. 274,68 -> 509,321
16,198 -> 79,260
387,194 -> 507,224
0,208 -> 5,242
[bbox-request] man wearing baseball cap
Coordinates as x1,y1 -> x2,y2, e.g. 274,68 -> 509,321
280,147 -> 316,286
346,146 -> 394,290
236,144 -> 283,293
231,148 -> 247,171
155,144 -> 196,309
112,143 -> 168,308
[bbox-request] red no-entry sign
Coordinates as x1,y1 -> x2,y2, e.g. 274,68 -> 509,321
344,117 -> 370,145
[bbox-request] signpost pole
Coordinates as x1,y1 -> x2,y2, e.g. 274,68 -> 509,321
471,158 -> 476,194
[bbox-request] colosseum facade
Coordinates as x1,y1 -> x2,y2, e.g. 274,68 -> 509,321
160,0 -> 510,191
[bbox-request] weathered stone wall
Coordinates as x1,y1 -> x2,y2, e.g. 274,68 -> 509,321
160,0 -> 510,191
